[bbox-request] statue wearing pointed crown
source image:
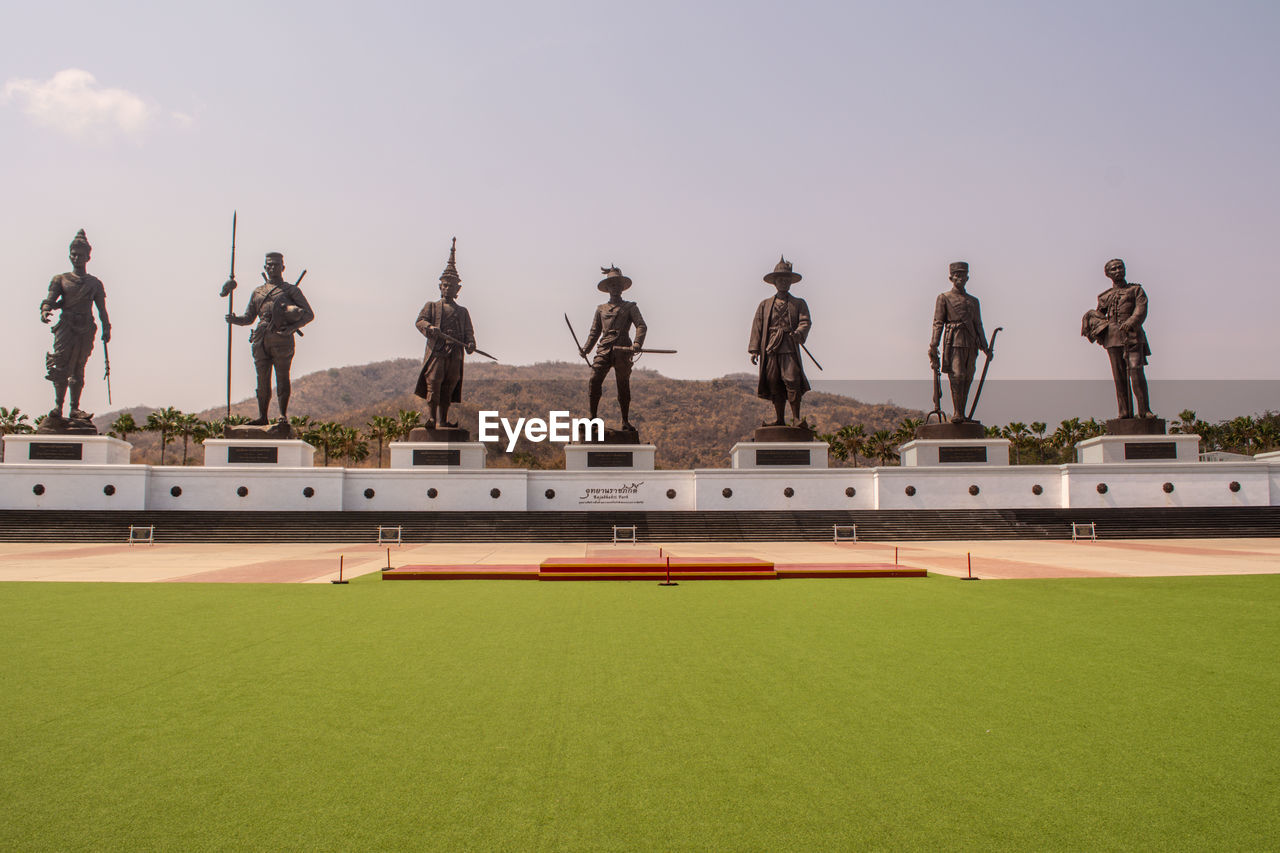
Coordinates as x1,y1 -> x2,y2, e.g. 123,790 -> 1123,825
39,229 -> 111,432
413,238 -> 477,436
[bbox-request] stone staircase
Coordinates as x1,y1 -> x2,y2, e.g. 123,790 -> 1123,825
1,508 -> 1278,544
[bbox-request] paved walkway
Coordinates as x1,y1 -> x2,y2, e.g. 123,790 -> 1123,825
0,538 -> 1276,583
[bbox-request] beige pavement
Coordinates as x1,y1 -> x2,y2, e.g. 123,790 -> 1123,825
0,538 -> 1276,582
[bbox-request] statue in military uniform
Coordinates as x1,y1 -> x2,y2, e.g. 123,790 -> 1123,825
928,261 -> 990,424
39,229 -> 110,430
1082,258 -> 1156,423
414,238 -> 477,431
226,252 -> 315,426
749,257 -> 812,428
579,266 -> 647,433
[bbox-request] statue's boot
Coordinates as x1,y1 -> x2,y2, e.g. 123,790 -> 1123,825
69,409 -> 93,421
588,391 -> 602,422
769,398 -> 787,426
789,399 -> 802,423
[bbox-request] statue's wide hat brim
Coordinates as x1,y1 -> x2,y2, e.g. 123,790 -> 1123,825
764,270 -> 801,285
597,274 -> 632,292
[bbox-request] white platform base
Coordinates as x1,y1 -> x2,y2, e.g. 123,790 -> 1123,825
388,442 -> 487,470
202,439 -> 315,468
3,434 -> 132,465
899,438 -> 1010,467
563,444 -> 656,471
1075,434 -> 1200,464
730,442 -> 829,469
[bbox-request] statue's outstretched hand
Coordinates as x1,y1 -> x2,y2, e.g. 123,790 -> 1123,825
466,342 -> 476,354
40,309 -> 52,324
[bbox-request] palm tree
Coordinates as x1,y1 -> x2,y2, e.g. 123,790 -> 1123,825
366,415 -> 398,468
0,407 -> 34,462
892,417 -> 922,446
1002,421 -> 1029,464
174,412 -> 204,465
109,412 -> 139,443
145,407 -> 183,466
1051,417 -> 1085,463
339,426 -> 370,467
867,429 -> 899,466
396,409 -> 422,441
837,423 -> 867,467
312,421 -> 345,466
817,431 -> 847,464
1030,421 -> 1048,463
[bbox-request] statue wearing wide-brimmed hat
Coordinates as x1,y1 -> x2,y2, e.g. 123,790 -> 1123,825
575,265 -> 647,435
748,256 -> 813,430
414,238 -> 477,434
38,229 -> 111,432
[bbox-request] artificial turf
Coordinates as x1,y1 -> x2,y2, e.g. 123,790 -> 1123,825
2,574 -> 1277,851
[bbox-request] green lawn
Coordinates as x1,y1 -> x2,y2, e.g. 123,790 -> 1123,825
2,574 -> 1277,851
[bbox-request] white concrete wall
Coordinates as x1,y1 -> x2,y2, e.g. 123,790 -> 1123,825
693,469 -> 875,511
1062,462 -> 1268,509
528,470 -> 693,511
146,467 -> 345,511
2,458 -> 1279,511
340,469 -> 528,511
874,465 -> 1062,510
0,464 -> 149,510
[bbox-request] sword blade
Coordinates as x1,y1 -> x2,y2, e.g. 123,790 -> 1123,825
564,313 -> 590,365
799,341 -> 824,371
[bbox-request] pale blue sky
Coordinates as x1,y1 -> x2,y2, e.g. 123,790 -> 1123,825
2,1 -> 1277,414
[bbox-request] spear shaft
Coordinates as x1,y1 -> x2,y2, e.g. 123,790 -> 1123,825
224,212 -> 237,418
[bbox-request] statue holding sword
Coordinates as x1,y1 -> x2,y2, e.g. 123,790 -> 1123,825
749,256 -> 820,431
566,264 -> 675,438
414,238 -> 492,433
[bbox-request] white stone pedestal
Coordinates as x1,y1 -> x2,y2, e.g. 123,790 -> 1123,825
389,441 -> 487,470
563,444 -> 656,471
202,439 -> 315,467
899,438 -> 1010,467
730,442 -> 829,469
3,434 -> 132,465
1074,434 -> 1200,464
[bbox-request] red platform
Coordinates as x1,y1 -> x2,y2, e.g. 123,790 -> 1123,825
382,552 -> 927,581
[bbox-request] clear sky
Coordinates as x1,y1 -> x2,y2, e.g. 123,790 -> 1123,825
2,0 -> 1277,416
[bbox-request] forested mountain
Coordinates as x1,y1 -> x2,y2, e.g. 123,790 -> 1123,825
96,359 -> 918,468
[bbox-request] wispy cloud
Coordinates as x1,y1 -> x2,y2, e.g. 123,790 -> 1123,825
2,69 -> 190,140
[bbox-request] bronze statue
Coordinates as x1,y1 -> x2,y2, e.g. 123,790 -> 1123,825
577,266 -> 647,432
928,261 -> 990,424
414,238 -> 476,430
749,257 -> 812,427
40,229 -> 110,431
225,252 -> 314,426
1082,258 -> 1155,421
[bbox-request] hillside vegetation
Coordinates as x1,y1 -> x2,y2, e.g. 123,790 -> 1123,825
94,359 -> 917,468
